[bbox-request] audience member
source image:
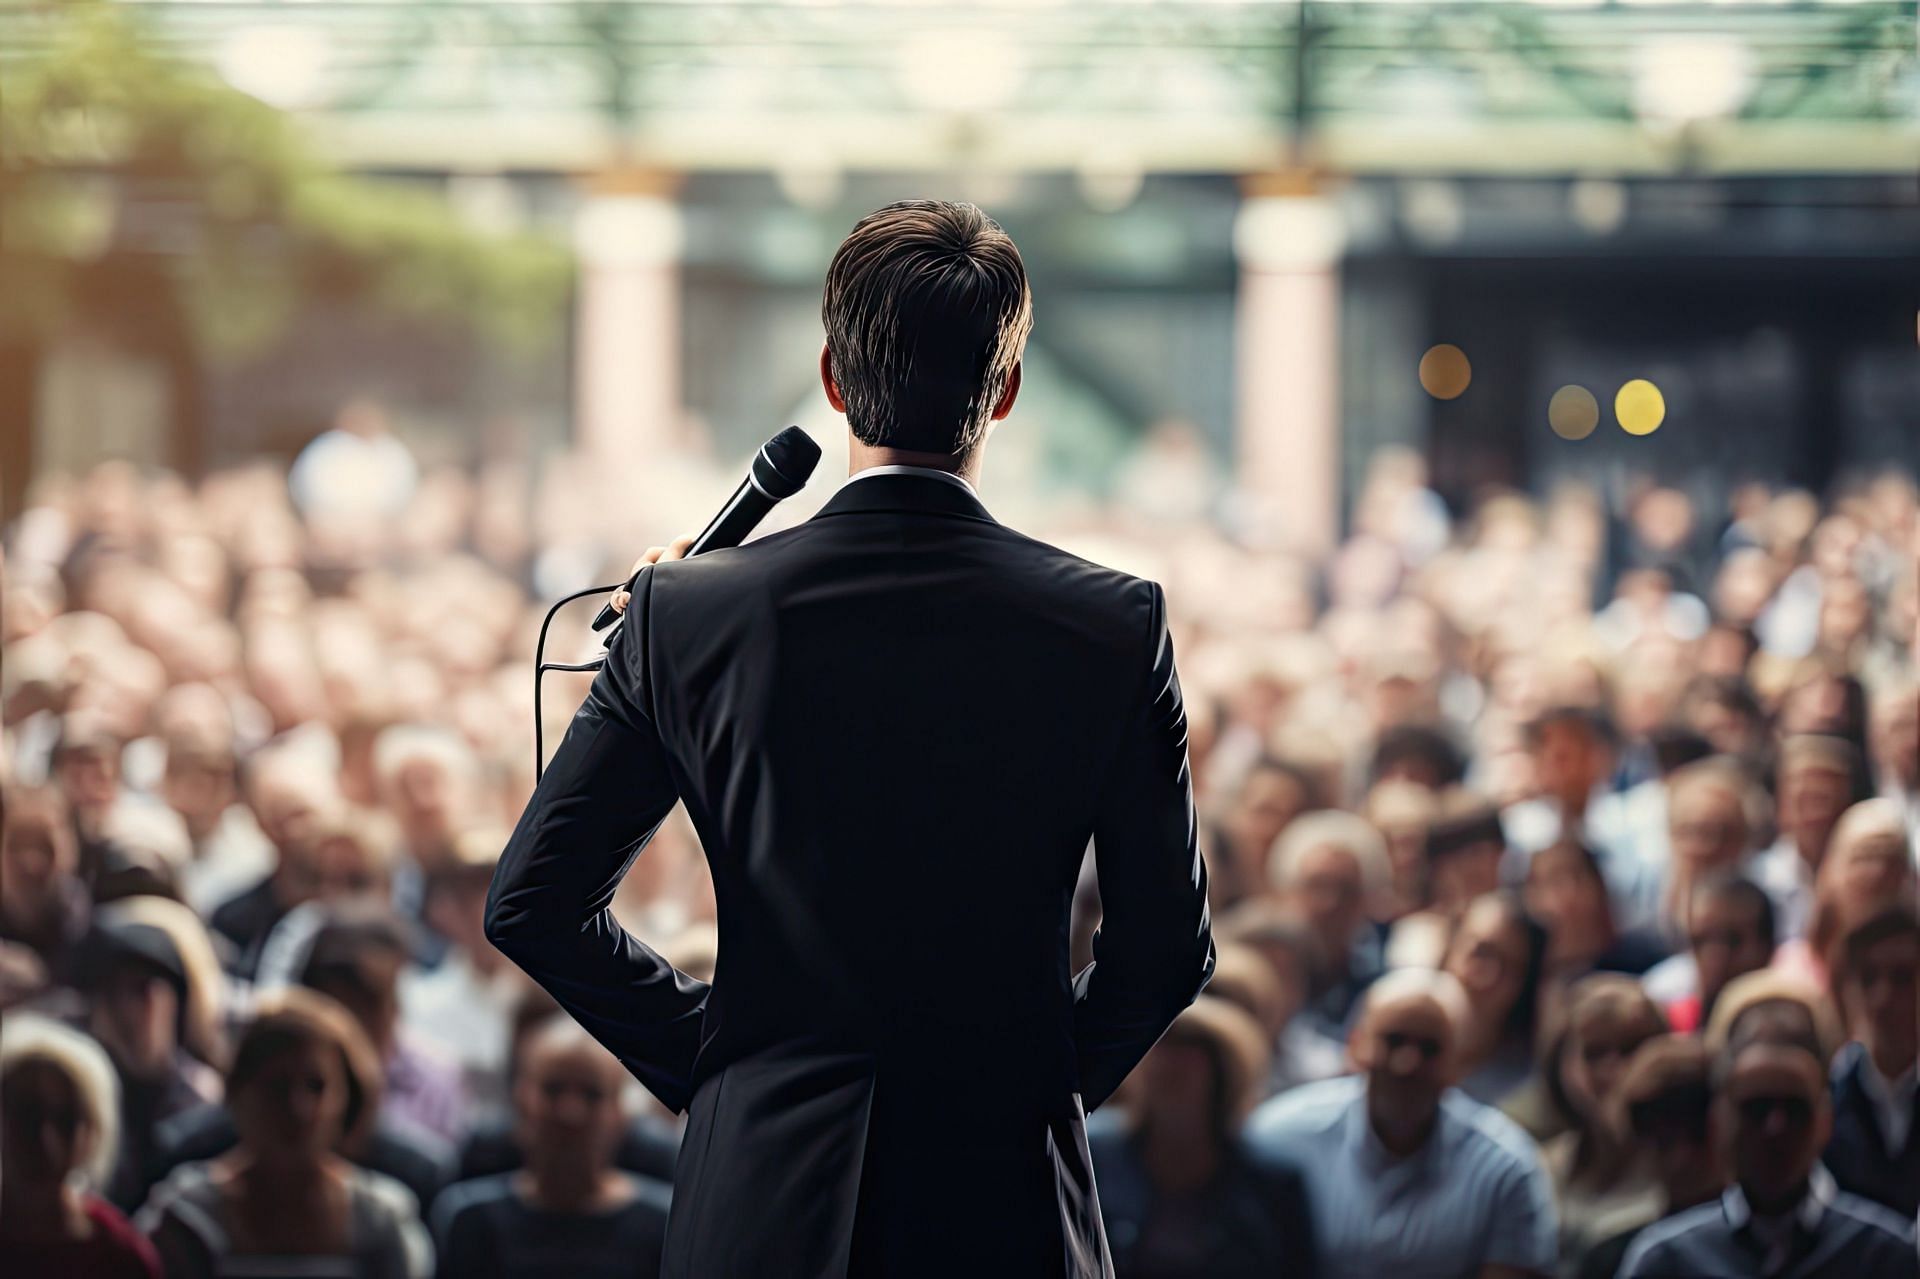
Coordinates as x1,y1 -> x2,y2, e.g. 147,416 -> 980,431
0,1012 -> 163,1278
429,1018 -> 672,1279
1089,996 -> 1317,1277
1823,906 -> 1919,1217
1443,892 -> 1550,1106
1246,968 -> 1557,1279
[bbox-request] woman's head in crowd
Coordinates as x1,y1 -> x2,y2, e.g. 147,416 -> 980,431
1137,995 -> 1272,1142
1547,975 -> 1668,1135
1268,810 -> 1390,970
1524,840 -> 1617,973
225,986 -> 381,1164
0,1012 -> 121,1197
1443,892 -> 1548,1048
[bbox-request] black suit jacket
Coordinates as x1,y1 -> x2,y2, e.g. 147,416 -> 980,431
485,470 -> 1216,1278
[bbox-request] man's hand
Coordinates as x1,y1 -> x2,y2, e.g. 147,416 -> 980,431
609,533 -> 694,615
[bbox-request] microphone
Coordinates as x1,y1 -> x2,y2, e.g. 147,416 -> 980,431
590,425 -> 821,632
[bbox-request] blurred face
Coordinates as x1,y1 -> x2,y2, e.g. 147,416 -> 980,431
1628,1086 -> 1720,1206
1829,835 -> 1913,913
1227,768 -> 1308,871
234,1037 -> 350,1159
393,760 -> 462,846
1669,782 -> 1748,873
1777,761 -> 1851,863
1,816 -> 71,913
284,836 -> 388,908
1443,898 -> 1531,1026
313,955 -> 402,1056
1525,845 -> 1612,966
1140,1036 -> 1219,1135
90,962 -> 180,1077
1428,841 -> 1504,915
1720,1045 -> 1830,1208
514,1040 -> 627,1172
1354,991 -> 1457,1134
1871,692 -> 1919,787
1689,893 -> 1773,1016
1566,1006 -> 1663,1115
54,745 -> 118,815
1841,933 -> 1918,1070
0,1059 -> 93,1190
163,753 -> 235,835
1533,721 -> 1605,811
1291,844 -> 1366,962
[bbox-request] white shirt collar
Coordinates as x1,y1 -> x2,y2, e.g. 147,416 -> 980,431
1854,1045 -> 1919,1154
839,464 -> 978,500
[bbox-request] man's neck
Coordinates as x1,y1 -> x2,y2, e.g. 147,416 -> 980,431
1367,1098 -> 1440,1158
847,440 -> 980,490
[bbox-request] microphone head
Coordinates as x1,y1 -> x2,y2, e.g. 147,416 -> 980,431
751,426 -> 822,499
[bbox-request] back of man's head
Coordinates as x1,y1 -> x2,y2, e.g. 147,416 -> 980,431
822,200 -> 1032,461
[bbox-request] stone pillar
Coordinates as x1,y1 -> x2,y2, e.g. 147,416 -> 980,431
572,176 -> 684,476
1232,183 -> 1346,554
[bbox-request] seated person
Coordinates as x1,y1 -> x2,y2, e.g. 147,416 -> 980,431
1536,977 -> 1669,1272
1443,892 -> 1550,1108
457,994 -> 681,1186
1647,874 -> 1775,1034
1823,906 -> 1919,1218
1245,967 -> 1558,1279
1212,905 -> 1345,1096
1268,811 -> 1390,1038
1576,1036 -> 1726,1279
1088,996 -> 1316,1277
0,1012 -> 162,1278
134,987 -> 432,1278
430,1018 -> 672,1279
1524,840 -> 1669,982
1618,1030 -> 1916,1278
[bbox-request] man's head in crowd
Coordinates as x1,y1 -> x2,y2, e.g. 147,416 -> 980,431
49,712 -> 123,839
1421,800 -> 1506,918
1704,970 -> 1845,1071
1666,758 -> 1762,878
819,200 -> 1030,471
1615,1035 -> 1724,1211
1715,1038 -> 1832,1214
76,910 -> 190,1080
512,1017 -> 633,1186
244,743 -> 334,866
297,903 -> 413,1061
1525,705 -> 1619,817
279,806 -> 397,912
1348,968 -> 1469,1151
0,784 -> 79,930
373,725 -> 478,873
161,728 -> 240,843
1774,734 -> 1859,871
1686,875 -> 1777,1023
1215,901 -> 1321,1034
1218,756 -> 1317,901
1268,810 -> 1389,973
1370,724 -> 1467,791
1832,907 -> 1919,1080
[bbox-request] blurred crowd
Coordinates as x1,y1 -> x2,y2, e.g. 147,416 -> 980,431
1,402 -> 1916,1279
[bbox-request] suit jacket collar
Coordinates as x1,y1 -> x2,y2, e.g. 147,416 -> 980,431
808,470 -> 998,526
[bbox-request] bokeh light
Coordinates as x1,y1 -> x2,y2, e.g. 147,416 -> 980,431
1615,378 -> 1667,436
1418,344 -> 1472,400
1548,385 -> 1600,440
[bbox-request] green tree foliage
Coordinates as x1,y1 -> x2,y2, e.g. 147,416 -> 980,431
0,3 -> 572,359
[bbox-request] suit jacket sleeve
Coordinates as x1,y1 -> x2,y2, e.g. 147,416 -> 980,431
483,565 -> 709,1114
1071,578 -> 1215,1111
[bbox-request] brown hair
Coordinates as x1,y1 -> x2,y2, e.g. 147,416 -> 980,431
821,200 -> 1032,460
227,986 -> 383,1153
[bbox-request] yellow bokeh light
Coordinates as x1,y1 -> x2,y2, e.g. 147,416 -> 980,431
1418,344 -> 1472,400
1615,379 -> 1666,436
1548,385 -> 1599,440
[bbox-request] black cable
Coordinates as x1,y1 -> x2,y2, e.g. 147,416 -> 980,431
533,580 -> 623,784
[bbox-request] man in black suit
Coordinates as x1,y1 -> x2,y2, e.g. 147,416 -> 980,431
485,200 -> 1215,1278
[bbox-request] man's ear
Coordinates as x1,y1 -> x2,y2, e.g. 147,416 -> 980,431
1346,1021 -> 1370,1073
819,343 -> 846,414
990,361 -> 1022,421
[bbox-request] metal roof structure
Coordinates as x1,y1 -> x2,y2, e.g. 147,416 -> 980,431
4,0 -> 1915,175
